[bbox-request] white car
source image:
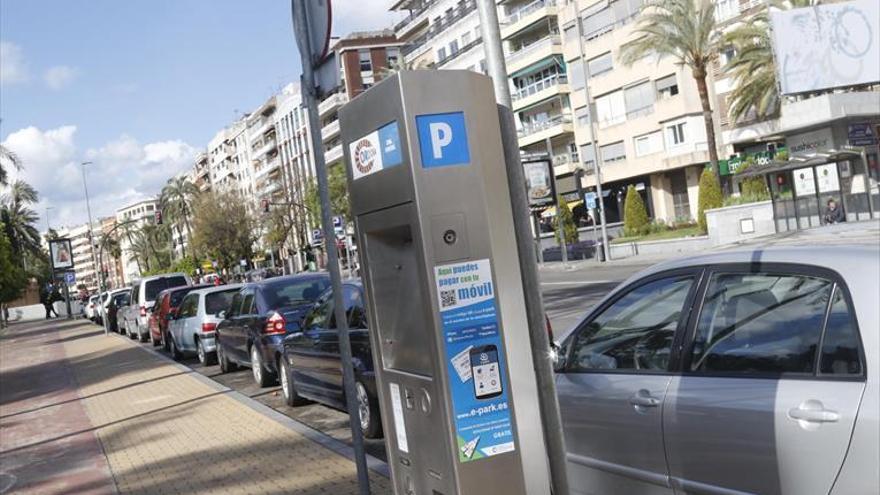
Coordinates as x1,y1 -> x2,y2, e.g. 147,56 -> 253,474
121,273 -> 192,342
167,284 -> 242,364
85,295 -> 100,321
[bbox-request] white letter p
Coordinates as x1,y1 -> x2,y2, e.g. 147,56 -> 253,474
429,122 -> 453,159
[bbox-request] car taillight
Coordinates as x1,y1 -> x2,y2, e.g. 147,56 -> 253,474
139,306 -> 147,317
201,322 -> 217,333
264,312 -> 286,335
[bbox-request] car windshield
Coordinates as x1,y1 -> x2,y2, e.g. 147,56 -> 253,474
144,276 -> 188,301
262,277 -> 330,309
169,288 -> 194,307
205,289 -> 237,315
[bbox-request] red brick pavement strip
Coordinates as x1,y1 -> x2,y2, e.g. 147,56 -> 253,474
0,319 -> 117,495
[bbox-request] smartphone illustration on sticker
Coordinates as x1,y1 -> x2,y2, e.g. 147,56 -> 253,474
470,345 -> 503,400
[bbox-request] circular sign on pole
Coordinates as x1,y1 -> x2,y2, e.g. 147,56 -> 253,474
292,0 -> 332,66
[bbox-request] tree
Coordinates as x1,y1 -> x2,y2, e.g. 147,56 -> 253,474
191,191 -> 257,270
1,179 -> 41,262
0,227 -> 28,327
304,164 -> 351,225
736,158 -> 771,200
697,168 -> 723,233
553,197 -> 579,246
623,185 -> 650,236
724,0 -> 817,122
0,126 -> 23,187
160,176 -> 200,258
620,0 -> 722,177
118,222 -> 143,274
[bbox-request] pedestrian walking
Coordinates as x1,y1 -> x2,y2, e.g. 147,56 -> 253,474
41,284 -> 59,319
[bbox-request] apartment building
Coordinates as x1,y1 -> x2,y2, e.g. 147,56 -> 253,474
115,198 -> 159,283
99,216 -> 126,290
56,221 -> 101,292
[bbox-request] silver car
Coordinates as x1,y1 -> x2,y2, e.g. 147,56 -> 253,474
120,273 -> 191,342
555,246 -> 878,495
166,284 -> 242,364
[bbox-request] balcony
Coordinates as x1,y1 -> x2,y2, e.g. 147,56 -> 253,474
393,0 -> 437,37
318,92 -> 348,118
501,0 -> 557,40
506,35 -> 562,75
402,0 -> 477,59
325,144 -> 343,164
511,73 -> 569,111
321,120 -> 340,142
517,114 -> 573,147
552,150 -> 579,175
248,118 -> 273,139
436,36 -> 483,68
255,157 -> 280,180
253,137 -> 277,159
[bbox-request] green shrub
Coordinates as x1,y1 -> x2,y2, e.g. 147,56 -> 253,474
736,158 -> 770,201
553,196 -> 579,245
697,168 -> 723,233
623,185 -> 650,237
775,149 -> 789,161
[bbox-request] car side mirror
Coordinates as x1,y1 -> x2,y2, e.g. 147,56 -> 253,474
551,342 -> 566,372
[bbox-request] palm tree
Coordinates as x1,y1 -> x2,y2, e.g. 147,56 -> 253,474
119,221 -> 143,274
0,121 -> 23,186
724,0 -> 817,123
619,0 -> 722,176
1,180 -> 41,263
160,177 -> 199,257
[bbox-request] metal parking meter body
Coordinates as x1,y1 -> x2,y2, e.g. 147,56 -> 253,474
341,71 -> 551,495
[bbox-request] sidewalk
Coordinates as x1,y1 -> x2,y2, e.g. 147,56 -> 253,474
0,319 -> 392,495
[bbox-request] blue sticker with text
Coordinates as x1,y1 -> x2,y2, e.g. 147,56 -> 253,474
416,112 -> 470,168
378,121 -> 402,168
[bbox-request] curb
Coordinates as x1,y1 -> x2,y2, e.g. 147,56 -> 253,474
105,330 -> 391,479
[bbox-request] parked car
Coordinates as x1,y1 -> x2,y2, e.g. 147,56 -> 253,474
166,284 -> 243,364
106,289 -> 130,333
149,284 -> 212,348
553,246 -> 878,495
280,280 -> 382,438
95,291 -> 110,324
215,273 -> 330,387
85,295 -> 100,321
120,273 -> 191,342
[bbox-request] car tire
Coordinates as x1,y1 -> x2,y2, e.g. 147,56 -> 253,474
218,339 -> 236,373
280,357 -> 308,407
138,327 -> 149,343
150,331 -> 161,347
197,338 -> 215,366
250,345 -> 274,388
169,335 -> 183,361
356,380 -> 383,439
128,324 -> 138,340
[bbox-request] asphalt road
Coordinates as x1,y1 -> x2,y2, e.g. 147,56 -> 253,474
108,258 -> 656,466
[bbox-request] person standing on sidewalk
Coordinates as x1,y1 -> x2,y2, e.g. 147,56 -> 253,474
41,283 -> 59,319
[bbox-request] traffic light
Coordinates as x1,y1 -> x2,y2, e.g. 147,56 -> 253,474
155,209 -> 163,224
261,198 -> 270,214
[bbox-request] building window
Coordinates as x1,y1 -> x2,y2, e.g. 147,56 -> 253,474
634,131 -> 663,157
438,47 -> 447,61
667,122 -> 687,146
386,47 -> 399,69
575,106 -> 590,127
587,52 -> 613,77
480,59 -> 487,74
595,90 -> 626,128
580,143 -> 596,166
450,39 -> 459,55
359,49 -> 372,72
563,22 -> 578,44
656,74 -> 679,99
624,81 -> 655,118
600,141 -> 626,162
569,60 -> 585,91
462,32 -> 471,46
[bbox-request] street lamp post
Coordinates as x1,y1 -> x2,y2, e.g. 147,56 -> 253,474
81,161 -> 101,323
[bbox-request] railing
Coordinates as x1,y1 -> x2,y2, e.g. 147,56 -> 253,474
402,0 -> 477,57
318,92 -> 348,115
503,0 -> 555,25
518,114 -> 572,137
506,35 -> 561,66
321,120 -> 340,141
436,36 -> 482,67
255,157 -> 280,180
552,152 -> 579,167
512,73 -> 567,101
325,144 -> 343,164
393,0 -> 438,32
253,137 -> 277,158
625,105 -> 654,120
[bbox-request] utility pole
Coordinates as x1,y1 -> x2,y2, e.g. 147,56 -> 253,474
292,3 -> 370,494
476,1 -> 570,493
574,18 -> 610,261
81,161 -> 101,292
546,136 -> 568,267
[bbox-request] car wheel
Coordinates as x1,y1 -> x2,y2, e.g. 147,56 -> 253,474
138,327 -> 149,343
280,357 -> 308,407
128,324 -> 138,340
150,331 -> 160,347
218,339 -> 236,373
356,380 -> 383,439
169,335 -> 183,361
250,346 -> 273,387
197,338 -> 215,366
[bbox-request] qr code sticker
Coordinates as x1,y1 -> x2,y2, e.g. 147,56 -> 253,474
440,290 -> 457,308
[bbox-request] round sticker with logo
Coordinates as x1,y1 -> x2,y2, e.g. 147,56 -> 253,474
354,138 -> 378,175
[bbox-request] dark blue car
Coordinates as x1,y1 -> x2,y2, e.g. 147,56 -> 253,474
279,280 -> 383,439
215,273 -> 330,387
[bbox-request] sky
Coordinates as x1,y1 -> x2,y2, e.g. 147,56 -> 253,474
1,0 -> 400,230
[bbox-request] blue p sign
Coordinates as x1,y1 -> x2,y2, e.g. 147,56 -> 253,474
416,112 -> 470,168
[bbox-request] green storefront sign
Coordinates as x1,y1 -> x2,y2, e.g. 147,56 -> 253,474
718,148 -> 786,176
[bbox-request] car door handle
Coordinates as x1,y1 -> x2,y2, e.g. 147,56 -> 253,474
629,390 -> 661,408
788,403 -> 839,423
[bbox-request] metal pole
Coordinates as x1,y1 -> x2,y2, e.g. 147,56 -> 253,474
81,162 -> 100,291
477,1 -> 570,493
575,18 -> 610,261
292,4 -> 370,494
533,212 -> 544,264
546,137 -> 568,266
860,149 -> 874,219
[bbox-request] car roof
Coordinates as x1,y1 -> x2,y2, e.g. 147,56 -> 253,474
187,283 -> 245,297
254,272 -> 330,289
136,273 -> 189,283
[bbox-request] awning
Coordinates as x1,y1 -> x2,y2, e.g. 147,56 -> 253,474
737,148 -> 866,178
509,55 -> 564,79
539,200 -> 584,218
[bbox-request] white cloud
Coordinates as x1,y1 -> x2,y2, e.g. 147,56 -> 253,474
0,41 -> 29,84
2,125 -> 197,229
331,0 -> 402,34
44,65 -> 79,90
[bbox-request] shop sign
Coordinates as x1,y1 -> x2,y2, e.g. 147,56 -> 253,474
787,128 -> 832,157
793,167 -> 817,196
723,148 -> 784,176
816,164 -> 841,193
848,123 -> 878,146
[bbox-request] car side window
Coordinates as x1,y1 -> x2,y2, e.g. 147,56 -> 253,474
568,275 -> 694,372
241,292 -> 255,316
304,291 -> 333,330
345,287 -> 368,329
690,272 -> 833,375
819,286 -> 862,376
179,295 -> 198,318
228,293 -> 243,318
